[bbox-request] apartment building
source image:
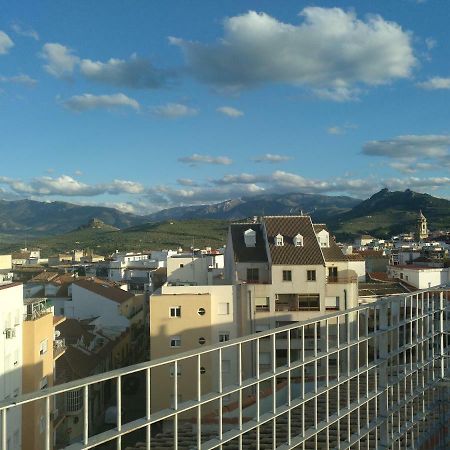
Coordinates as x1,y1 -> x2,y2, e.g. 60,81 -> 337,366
22,298 -> 66,450
225,216 -> 359,334
150,283 -> 237,412
0,283 -> 23,450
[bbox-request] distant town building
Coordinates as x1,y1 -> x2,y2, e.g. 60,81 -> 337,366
416,210 -> 429,241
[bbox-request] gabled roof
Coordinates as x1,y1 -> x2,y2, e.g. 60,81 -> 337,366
313,224 -> 348,262
264,216 -> 324,265
73,279 -> 134,303
229,223 -> 268,263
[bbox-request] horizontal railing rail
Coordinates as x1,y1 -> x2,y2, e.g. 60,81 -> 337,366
0,287 -> 449,450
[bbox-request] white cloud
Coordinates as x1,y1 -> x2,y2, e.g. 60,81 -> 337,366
80,54 -> 168,89
171,7 -> 415,99
151,102 -> 198,118
253,153 -> 292,163
363,135 -> 450,158
0,175 -> 144,197
0,74 -> 37,86
40,43 -> 80,78
178,153 -> 232,166
327,123 -> 358,135
216,106 -> 244,117
0,31 -> 14,54
177,178 -> 199,186
425,37 -> 436,50
63,93 -> 140,112
11,23 -> 39,41
417,77 -> 450,90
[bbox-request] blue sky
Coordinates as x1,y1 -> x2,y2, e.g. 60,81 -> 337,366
0,0 -> 449,214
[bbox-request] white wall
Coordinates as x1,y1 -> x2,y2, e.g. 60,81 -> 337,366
0,283 -> 23,449
389,266 -> 450,289
167,256 -> 209,285
68,284 -> 129,332
0,254 -> 12,270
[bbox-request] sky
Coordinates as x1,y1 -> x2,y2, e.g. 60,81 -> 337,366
0,0 -> 449,215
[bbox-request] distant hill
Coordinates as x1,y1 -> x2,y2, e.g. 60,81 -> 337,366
0,219 -> 229,257
144,192 -> 361,222
0,199 -> 143,238
329,189 -> 450,240
0,190 -> 448,250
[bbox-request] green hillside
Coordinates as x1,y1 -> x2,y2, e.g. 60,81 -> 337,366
329,189 -> 450,240
0,219 -> 229,257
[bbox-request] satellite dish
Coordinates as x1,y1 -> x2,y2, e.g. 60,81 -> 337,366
54,330 -> 61,338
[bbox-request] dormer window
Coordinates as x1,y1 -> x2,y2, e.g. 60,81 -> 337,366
294,234 -> 303,247
244,229 -> 256,247
275,234 -> 284,246
317,229 -> 330,248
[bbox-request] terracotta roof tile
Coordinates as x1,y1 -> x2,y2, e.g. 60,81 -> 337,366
313,224 -> 348,262
74,279 -> 134,303
264,216 -> 324,266
230,223 -> 268,263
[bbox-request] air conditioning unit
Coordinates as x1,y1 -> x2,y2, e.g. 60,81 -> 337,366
5,328 -> 16,339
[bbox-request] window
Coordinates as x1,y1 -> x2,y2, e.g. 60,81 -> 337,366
39,339 -> 48,356
307,270 -> 316,281
275,234 -> 284,246
325,296 -> 340,311
39,377 -> 48,390
282,270 -> 292,281
255,297 -> 269,310
219,332 -> 230,342
170,365 -> 181,377
246,268 -> 259,282
294,234 -> 303,247
39,416 -> 45,434
179,264 -> 184,268
298,294 -> 320,311
170,306 -> 181,317
197,307 -> 206,316
222,360 -> 231,373
218,302 -> 230,315
170,336 -> 181,347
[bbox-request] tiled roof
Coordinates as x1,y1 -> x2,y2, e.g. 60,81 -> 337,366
313,224 -> 348,262
264,216 -> 324,266
0,282 -> 21,291
74,279 -> 134,303
346,254 -> 365,261
57,318 -> 96,345
29,271 -> 59,283
230,223 -> 268,263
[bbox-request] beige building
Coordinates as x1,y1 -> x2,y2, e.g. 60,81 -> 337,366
0,254 -> 12,270
150,284 -> 237,412
149,215 -> 358,421
22,298 -> 66,450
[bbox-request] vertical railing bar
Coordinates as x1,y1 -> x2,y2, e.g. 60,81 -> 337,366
174,360 -> 178,450
117,374 -> 122,450
45,395 -> 51,450
197,354 -> 202,449
83,385 -> 89,445
1,408 -> 7,450
146,367 -> 151,450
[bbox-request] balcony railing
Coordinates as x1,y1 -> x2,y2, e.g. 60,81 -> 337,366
327,275 -> 358,283
53,339 -> 66,359
0,288 -> 449,450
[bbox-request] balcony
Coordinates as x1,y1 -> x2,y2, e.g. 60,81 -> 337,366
327,275 -> 357,284
275,294 -> 320,312
53,338 -> 66,359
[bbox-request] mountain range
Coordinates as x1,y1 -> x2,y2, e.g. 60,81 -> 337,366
0,189 -> 449,245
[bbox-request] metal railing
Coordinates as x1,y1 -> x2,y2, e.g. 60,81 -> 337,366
0,288 -> 449,449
